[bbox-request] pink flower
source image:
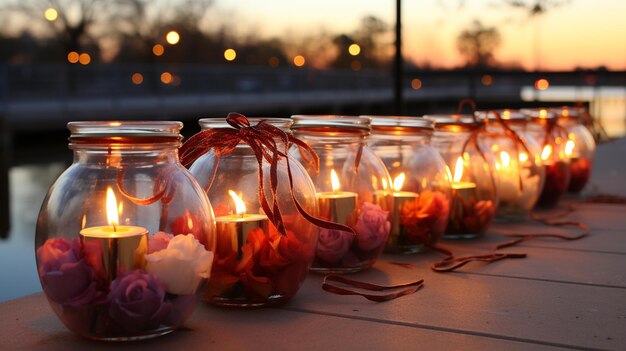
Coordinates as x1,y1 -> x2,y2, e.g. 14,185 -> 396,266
148,232 -> 174,254
316,229 -> 354,264
354,202 -> 390,252
108,270 -> 171,333
36,238 -> 104,307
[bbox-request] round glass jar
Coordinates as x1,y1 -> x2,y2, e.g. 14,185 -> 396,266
367,116 -> 451,253
522,108 -> 571,207
35,121 -> 216,341
475,110 -> 545,222
290,115 -> 392,273
188,118 -> 318,307
428,114 -> 498,239
552,106 -> 596,193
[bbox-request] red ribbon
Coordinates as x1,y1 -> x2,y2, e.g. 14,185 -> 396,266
322,275 -> 424,302
179,112 -> 356,236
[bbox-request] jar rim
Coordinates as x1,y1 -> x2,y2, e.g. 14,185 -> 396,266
366,115 -> 434,131
67,121 -> 183,139
475,110 -> 529,123
290,115 -> 372,133
199,117 -> 293,129
550,106 -> 582,120
424,114 -> 482,131
520,108 -> 558,120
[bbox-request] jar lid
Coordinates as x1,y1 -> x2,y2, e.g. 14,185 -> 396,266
199,117 -> 292,130
550,106 -> 582,120
475,109 -> 529,123
366,116 -> 434,132
520,108 -> 557,120
68,121 -> 183,144
424,114 -> 482,131
290,115 -> 371,135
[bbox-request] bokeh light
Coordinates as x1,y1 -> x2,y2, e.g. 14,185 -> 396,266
348,43 -> 361,56
166,31 -> 180,45
224,48 -> 237,61
293,55 -> 305,67
67,51 -> 79,64
78,53 -> 91,65
44,8 -> 58,21
160,72 -> 173,84
535,78 -> 550,90
411,78 -> 422,90
152,44 -> 164,56
131,73 -> 144,85
481,74 -> 494,86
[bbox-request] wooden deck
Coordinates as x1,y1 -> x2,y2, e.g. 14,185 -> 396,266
1,139 -> 625,351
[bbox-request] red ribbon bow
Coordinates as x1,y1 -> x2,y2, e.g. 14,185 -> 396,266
179,112 -> 355,236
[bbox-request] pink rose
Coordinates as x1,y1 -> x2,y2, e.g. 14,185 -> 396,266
149,232 -> 174,254
354,202 -> 390,251
36,238 -> 104,307
316,229 -> 353,264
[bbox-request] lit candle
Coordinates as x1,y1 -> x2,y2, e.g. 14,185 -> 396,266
80,187 -> 148,281
317,169 -> 357,225
495,150 -> 520,201
450,156 -> 477,192
386,172 -> 419,249
215,190 -> 269,257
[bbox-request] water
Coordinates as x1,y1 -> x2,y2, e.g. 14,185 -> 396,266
0,163 -> 66,301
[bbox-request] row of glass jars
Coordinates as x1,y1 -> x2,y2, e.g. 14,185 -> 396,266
35,107 -> 595,340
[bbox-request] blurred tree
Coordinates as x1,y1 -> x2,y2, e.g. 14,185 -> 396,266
503,0 -> 571,17
456,20 -> 501,68
6,0 -> 107,58
329,16 -> 391,70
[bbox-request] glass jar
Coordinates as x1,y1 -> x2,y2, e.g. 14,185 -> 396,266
290,115 -> 392,273
522,108 -> 571,207
475,110 -> 545,222
367,116 -> 451,253
552,106 -> 596,193
188,118 -> 318,307
428,114 -> 498,239
35,121 -> 216,341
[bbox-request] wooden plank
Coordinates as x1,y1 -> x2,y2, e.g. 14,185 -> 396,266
0,293 -> 572,351
287,261 -> 626,351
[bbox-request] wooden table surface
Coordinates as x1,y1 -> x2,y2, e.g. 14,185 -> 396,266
2,139 -> 625,351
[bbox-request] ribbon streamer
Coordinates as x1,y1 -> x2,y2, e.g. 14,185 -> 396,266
322,275 -> 424,302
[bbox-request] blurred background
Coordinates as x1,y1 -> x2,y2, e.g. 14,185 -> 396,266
0,0 -> 625,301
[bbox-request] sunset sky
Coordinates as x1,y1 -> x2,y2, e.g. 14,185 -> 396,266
221,0 -> 626,70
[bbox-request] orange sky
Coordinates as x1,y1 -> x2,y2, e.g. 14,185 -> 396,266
224,0 -> 626,70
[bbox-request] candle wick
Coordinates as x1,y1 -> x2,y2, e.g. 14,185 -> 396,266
113,224 -> 117,232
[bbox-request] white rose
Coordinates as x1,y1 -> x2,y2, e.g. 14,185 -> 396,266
146,234 -> 214,295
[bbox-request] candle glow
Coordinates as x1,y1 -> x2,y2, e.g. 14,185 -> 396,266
541,145 -> 553,161
453,157 -> 464,183
228,190 -> 247,215
106,187 -> 119,230
393,173 -> 406,192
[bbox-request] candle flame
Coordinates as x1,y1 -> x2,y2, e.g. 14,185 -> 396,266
453,157 -> 464,183
502,110 -> 511,119
541,145 -> 552,161
228,190 -> 247,215
519,152 -> 529,163
381,177 -> 388,190
539,109 -> 548,119
562,108 -> 569,117
330,169 -> 341,192
565,140 -> 575,156
393,173 -> 405,191
500,151 -> 511,168
106,187 -> 119,230
445,165 -> 452,183
187,216 -> 194,229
